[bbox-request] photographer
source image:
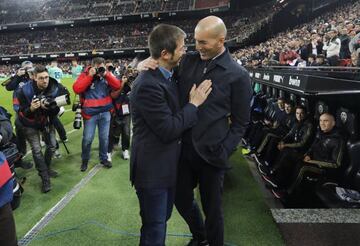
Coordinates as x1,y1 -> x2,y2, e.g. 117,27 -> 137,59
73,57 -> 121,172
107,65 -> 133,161
4,61 -> 34,158
17,65 -> 70,193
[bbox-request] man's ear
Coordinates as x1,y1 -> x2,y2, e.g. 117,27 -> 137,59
160,49 -> 170,60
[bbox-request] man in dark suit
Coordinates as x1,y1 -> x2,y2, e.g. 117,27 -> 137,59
139,16 -> 252,246
130,24 -> 212,246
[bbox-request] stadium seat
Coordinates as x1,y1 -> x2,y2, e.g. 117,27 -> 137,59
314,101 -> 329,120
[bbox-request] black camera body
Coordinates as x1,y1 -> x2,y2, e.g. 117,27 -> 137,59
34,94 -> 70,109
95,66 -> 106,76
107,65 -> 115,73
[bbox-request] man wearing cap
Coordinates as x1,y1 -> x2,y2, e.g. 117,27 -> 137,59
323,28 -> 341,66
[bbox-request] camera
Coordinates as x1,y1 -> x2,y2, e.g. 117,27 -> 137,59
34,94 -> 70,109
107,65 -> 115,73
95,66 -> 106,76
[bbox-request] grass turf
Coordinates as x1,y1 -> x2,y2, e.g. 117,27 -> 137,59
2,76 -> 284,245
26,150 -> 284,246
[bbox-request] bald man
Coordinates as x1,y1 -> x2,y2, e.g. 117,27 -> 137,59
139,16 -> 252,245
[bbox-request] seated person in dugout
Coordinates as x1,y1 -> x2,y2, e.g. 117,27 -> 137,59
255,100 -> 296,158
258,105 -> 313,170
264,113 -> 345,198
248,97 -> 287,150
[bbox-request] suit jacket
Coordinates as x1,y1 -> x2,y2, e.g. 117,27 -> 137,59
130,68 -> 198,189
177,50 -> 253,168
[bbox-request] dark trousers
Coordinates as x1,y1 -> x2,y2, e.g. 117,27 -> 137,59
273,148 -> 306,188
0,203 -> 17,246
175,144 -> 225,246
262,135 -> 281,166
108,115 -> 131,152
15,117 -> 27,155
136,187 -> 174,246
20,123 -> 56,175
52,116 -> 67,141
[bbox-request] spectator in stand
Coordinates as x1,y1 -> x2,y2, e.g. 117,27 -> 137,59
339,27 -> 351,59
306,33 -> 323,56
322,28 -> 341,66
307,54 -> 317,66
279,42 -> 300,66
73,57 -> 121,172
314,54 -> 329,66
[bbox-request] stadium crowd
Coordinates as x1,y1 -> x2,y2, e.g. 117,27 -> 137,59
0,0 -> 227,25
234,1 -> 360,67
0,3 -> 273,56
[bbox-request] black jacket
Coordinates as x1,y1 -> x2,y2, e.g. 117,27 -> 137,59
112,83 -> 131,119
130,68 -> 198,189
5,74 -> 30,92
282,119 -> 313,151
177,49 -> 252,168
305,128 -> 344,168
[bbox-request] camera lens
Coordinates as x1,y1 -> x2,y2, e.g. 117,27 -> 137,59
107,66 -> 114,72
98,67 -> 106,74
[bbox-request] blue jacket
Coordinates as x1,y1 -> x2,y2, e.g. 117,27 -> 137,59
17,78 -> 67,129
130,68 -> 198,189
6,75 -> 32,112
73,68 -> 121,119
81,77 -> 114,117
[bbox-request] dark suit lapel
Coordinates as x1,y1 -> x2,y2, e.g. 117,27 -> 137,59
153,69 -> 180,111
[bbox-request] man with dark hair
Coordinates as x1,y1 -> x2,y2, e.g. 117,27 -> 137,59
73,57 -> 121,171
17,65 -> 70,192
107,65 -> 132,161
131,24 -> 212,245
